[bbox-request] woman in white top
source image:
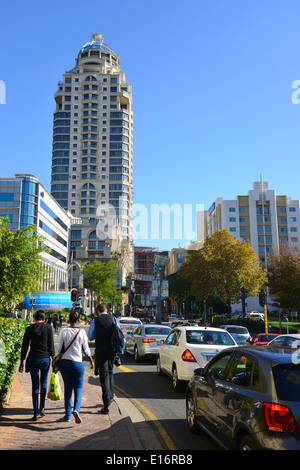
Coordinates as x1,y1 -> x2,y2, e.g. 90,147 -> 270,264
58,311 -> 94,423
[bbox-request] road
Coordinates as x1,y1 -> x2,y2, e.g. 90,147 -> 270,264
113,354 -> 220,451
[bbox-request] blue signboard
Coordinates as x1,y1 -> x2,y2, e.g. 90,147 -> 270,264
23,292 -> 73,309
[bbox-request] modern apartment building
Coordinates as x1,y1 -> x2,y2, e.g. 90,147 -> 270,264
0,174 -> 71,291
198,180 -> 300,311
50,33 -> 133,291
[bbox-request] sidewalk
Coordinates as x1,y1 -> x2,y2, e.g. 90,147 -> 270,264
0,366 -> 139,451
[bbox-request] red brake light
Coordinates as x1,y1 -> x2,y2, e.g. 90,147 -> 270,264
262,402 -> 297,433
142,338 -> 156,343
181,349 -> 197,362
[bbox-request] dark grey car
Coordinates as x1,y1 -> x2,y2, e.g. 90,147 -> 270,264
186,346 -> 300,450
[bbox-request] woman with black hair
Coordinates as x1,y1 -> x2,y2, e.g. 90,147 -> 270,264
58,311 -> 94,423
19,310 -> 55,421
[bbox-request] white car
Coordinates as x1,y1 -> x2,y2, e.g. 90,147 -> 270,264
118,317 -> 142,334
157,326 -> 237,391
246,311 -> 265,321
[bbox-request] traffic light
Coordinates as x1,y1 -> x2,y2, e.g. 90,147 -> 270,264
70,288 -> 78,302
259,289 -> 266,307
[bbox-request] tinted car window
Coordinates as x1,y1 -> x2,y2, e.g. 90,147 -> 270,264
145,327 -> 170,335
186,330 -> 236,346
226,352 -> 258,387
165,331 -> 181,345
207,352 -> 234,379
273,364 -> 300,401
120,319 -> 141,324
226,326 -> 248,334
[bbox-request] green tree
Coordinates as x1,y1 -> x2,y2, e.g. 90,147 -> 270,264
167,272 -> 191,306
181,229 -> 266,313
83,259 -> 122,305
0,218 -> 49,310
267,245 -> 300,309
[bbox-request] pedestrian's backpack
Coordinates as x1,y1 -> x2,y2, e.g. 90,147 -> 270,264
111,316 -> 125,353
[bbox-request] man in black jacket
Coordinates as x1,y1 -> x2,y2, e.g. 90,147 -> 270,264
94,303 -> 116,414
19,310 -> 55,420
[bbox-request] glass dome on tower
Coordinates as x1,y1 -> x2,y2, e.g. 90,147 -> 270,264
79,33 -> 118,57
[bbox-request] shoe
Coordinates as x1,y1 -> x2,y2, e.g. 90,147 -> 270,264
72,410 -> 82,424
32,415 -> 39,421
100,407 -> 109,414
58,416 -> 71,422
40,408 -> 46,417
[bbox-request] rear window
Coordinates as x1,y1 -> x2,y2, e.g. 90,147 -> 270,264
273,364 -> 300,401
227,326 -> 248,334
145,327 -> 170,335
259,334 -> 277,342
119,319 -> 141,324
186,330 -> 236,346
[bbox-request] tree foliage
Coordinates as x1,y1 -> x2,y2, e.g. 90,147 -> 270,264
83,259 -> 122,305
0,218 -> 49,310
267,245 -> 300,309
181,229 -> 266,309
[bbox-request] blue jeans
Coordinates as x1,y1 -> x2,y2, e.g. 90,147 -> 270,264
27,356 -> 50,417
60,359 -> 85,419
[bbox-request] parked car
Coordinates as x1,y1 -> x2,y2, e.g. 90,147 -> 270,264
246,311 -> 264,321
186,346 -> 300,450
156,326 -> 237,391
124,324 -> 171,362
220,325 -> 251,344
249,333 -> 279,346
267,334 -> 300,349
118,317 -> 142,334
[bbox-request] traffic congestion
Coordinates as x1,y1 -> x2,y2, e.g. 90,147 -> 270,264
118,314 -> 300,451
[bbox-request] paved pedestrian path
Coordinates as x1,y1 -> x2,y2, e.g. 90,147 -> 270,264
0,366 -> 138,451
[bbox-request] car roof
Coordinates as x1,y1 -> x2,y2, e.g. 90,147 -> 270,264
144,324 -> 171,328
270,334 -> 300,339
172,326 -> 228,333
119,317 -> 141,321
221,325 -> 248,329
220,345 -> 300,365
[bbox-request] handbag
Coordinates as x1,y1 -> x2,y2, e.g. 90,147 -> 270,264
47,372 -> 63,400
52,329 -> 80,373
114,355 -> 121,367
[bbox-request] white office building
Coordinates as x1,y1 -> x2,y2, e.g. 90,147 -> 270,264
198,180 -> 300,311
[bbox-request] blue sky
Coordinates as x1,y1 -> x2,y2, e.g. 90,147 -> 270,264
1,0 -> 300,251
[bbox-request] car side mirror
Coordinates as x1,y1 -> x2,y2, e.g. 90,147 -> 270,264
193,367 -> 204,377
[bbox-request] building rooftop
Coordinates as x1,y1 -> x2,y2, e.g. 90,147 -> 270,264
79,33 -> 118,58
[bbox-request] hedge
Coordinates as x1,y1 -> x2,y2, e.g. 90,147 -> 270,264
0,318 -> 27,407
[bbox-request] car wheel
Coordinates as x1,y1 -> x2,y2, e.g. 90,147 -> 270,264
239,434 -> 257,450
157,355 -> 163,375
134,346 -> 141,363
172,365 -> 184,392
186,392 -> 201,434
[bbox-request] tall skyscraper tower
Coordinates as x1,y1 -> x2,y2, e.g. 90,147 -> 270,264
51,34 -> 133,288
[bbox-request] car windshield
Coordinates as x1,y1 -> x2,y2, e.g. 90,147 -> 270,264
227,327 -> 248,334
186,330 -> 236,346
145,327 -> 170,335
272,364 -> 300,401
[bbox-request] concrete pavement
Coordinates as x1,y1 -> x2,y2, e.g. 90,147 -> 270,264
0,364 -> 164,451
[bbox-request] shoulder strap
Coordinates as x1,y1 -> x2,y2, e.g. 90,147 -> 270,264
62,329 -> 80,354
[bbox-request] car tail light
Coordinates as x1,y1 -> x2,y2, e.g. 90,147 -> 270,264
262,402 -> 297,433
182,349 -> 197,362
142,338 -> 156,343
